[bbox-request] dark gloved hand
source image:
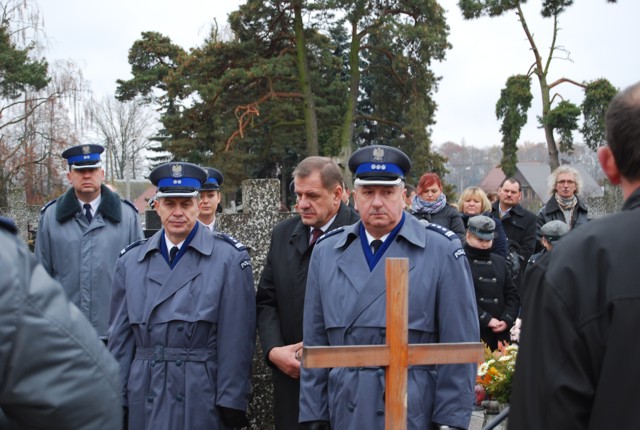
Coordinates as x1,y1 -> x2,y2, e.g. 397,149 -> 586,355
123,406 -> 129,430
301,420 -> 331,430
217,406 -> 249,428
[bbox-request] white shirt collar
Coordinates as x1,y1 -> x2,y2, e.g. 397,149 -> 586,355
164,233 -> 185,250
365,230 -> 390,245
309,213 -> 338,235
79,195 -> 101,216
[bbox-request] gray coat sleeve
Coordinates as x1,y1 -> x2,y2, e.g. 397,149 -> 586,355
0,230 -> 122,430
34,209 -> 53,275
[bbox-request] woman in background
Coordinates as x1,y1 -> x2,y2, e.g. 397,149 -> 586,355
409,173 -> 465,240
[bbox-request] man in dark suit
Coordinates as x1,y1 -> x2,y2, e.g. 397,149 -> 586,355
256,156 -> 360,429
490,177 -> 537,294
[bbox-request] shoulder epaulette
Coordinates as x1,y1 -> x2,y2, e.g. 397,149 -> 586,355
121,198 -> 138,213
40,198 -> 57,214
316,226 -> 344,245
425,223 -> 457,241
119,239 -> 147,257
215,232 -> 248,252
0,216 -> 17,234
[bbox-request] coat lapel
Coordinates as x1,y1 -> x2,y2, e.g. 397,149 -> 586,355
340,221 -> 419,329
148,253 -> 201,315
143,227 -> 212,321
291,219 -> 311,256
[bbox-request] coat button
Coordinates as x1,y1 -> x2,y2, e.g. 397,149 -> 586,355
379,328 -> 386,337
377,409 -> 384,416
150,360 -> 156,367
176,394 -> 183,402
175,360 -> 182,367
177,325 -> 184,332
147,396 -> 154,403
347,403 -> 355,412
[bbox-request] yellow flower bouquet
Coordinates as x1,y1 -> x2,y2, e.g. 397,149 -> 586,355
476,341 -> 518,404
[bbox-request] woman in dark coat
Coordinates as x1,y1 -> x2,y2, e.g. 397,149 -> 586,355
409,172 -> 465,240
458,186 -> 508,258
464,215 -> 520,350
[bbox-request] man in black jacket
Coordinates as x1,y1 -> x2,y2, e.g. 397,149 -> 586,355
510,81 -> 640,428
490,177 -> 537,293
256,157 -> 360,429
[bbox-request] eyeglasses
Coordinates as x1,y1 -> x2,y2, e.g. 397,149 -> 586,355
557,180 -> 576,185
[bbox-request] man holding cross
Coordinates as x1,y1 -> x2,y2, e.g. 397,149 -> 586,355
299,145 -> 479,430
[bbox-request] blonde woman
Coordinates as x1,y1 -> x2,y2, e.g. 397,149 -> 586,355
458,186 -> 508,257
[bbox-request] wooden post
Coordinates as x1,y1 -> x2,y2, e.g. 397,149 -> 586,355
303,258 -> 483,429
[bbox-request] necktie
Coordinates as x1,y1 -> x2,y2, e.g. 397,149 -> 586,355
371,239 -> 383,254
83,203 -> 93,223
310,228 -> 323,245
169,246 -> 179,266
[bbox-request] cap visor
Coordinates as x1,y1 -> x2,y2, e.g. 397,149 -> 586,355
354,177 -> 403,187
72,162 -> 102,170
155,190 -> 200,198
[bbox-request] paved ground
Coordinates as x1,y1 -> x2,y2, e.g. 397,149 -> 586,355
469,408 -> 509,430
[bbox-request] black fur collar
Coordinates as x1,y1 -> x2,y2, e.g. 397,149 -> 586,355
55,185 -> 122,224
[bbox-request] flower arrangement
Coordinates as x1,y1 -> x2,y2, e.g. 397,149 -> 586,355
476,341 -> 518,404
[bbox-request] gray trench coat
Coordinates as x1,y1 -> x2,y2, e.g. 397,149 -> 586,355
108,224 -> 256,430
35,185 -> 143,336
300,214 -> 479,429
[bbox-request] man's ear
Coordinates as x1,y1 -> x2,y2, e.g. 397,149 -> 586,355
598,146 -> 621,185
333,185 -> 343,203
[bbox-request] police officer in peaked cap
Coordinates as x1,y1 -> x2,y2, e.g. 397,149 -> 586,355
61,143 -> 105,169
198,167 -> 224,231
347,144 -> 412,186
34,143 -> 143,338
108,160 -> 255,430
300,144 -> 479,430
202,167 -> 224,191
148,162 -> 208,198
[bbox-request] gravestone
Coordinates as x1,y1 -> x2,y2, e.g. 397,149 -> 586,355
217,179 -> 293,429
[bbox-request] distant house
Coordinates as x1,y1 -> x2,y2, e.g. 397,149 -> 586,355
479,162 -> 603,211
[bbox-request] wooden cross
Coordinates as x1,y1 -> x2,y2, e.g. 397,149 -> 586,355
302,258 -> 484,430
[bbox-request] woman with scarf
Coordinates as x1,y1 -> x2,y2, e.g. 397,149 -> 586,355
409,173 -> 465,240
535,165 -> 589,251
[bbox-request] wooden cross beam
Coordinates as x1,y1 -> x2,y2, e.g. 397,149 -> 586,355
303,258 -> 484,430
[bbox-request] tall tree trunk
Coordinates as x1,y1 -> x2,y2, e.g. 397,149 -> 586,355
292,1 -> 319,156
339,20 -> 362,186
517,3 -> 560,171
0,171 -> 8,209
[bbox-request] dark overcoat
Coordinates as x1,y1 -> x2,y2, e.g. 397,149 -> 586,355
510,188 -> 640,429
256,202 -> 359,429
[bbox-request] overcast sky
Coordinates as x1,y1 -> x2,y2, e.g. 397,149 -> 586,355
38,0 -> 640,148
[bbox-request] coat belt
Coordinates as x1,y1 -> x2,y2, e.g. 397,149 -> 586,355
135,346 -> 215,362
